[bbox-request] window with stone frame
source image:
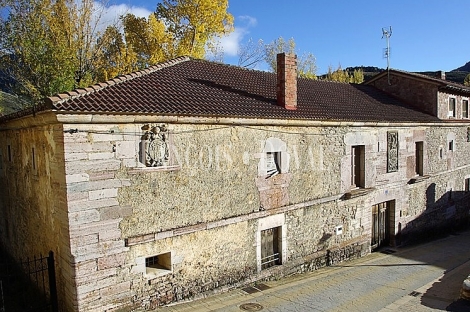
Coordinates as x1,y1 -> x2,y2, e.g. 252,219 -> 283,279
260,226 -> 282,270
465,178 -> 470,192
31,147 -> 38,176
145,252 -> 172,276
351,145 -> 365,188
258,138 -> 290,178
463,99 -> 469,119
415,142 -> 424,176
7,145 -> 11,162
448,97 -> 456,118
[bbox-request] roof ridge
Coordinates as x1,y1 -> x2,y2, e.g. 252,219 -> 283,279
46,56 -> 191,106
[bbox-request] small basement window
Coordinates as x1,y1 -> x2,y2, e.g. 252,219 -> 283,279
145,252 -> 172,276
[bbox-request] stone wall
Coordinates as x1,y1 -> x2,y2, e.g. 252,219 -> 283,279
2,116 -> 470,311
0,116 -> 72,310
368,73 -> 439,116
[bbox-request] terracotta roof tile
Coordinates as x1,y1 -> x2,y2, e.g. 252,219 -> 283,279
4,57 -> 443,123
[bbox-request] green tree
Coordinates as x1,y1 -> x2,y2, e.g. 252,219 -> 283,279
464,73 -> 470,86
0,0 -> 114,101
0,92 -> 3,115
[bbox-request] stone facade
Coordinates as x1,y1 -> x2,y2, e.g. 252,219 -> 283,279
1,64 -> 470,311
2,113 -> 470,311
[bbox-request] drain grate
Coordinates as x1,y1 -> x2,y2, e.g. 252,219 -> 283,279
255,283 -> 270,291
409,291 -> 422,297
242,286 -> 259,294
239,303 -> 264,311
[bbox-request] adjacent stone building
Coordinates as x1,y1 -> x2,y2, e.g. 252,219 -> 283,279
0,54 -> 469,311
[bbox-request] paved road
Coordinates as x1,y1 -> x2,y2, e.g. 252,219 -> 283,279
151,231 -> 470,312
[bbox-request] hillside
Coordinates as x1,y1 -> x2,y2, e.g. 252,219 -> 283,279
453,61 -> 470,72
343,64 -> 469,85
0,91 -> 31,115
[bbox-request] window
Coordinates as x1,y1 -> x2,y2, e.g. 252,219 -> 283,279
145,252 -> 172,276
415,142 -> 424,176
351,145 -> 365,188
7,145 -> 11,162
31,147 -> 38,175
448,98 -> 456,118
448,140 -> 454,151
258,138 -> 289,178
465,178 -> 470,192
266,152 -> 281,177
463,99 -> 469,118
260,227 -> 282,270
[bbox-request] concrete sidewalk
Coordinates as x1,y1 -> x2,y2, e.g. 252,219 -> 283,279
140,231 -> 470,312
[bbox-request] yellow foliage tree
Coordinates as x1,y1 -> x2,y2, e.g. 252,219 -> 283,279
121,13 -> 173,68
0,0 -> 115,101
156,0 -> 234,59
0,0 -> 234,102
94,26 -> 139,82
325,65 -> 364,83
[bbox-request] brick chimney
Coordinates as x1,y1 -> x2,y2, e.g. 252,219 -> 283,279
436,70 -> 446,80
277,53 -> 297,110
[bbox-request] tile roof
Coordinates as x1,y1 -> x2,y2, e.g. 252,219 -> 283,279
367,69 -> 470,95
7,57 -> 443,123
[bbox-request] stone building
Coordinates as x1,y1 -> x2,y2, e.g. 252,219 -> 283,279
0,54 -> 469,311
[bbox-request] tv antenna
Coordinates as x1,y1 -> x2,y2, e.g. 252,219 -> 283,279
382,26 -> 392,84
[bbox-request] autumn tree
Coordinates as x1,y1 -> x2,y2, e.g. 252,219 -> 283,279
155,0 -> 234,59
121,13 -> 173,68
350,68 -> 365,84
325,65 -> 364,83
237,38 -> 265,69
263,36 -> 317,79
264,37 -> 296,72
122,0 -> 234,70
0,0 -> 115,101
94,26 -> 139,82
464,73 -> 470,86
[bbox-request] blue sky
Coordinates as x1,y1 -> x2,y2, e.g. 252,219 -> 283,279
109,0 -> 470,74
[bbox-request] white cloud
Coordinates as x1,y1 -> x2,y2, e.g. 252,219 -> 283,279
92,2 -> 152,32
217,15 -> 257,57
219,28 -> 246,56
238,15 -> 257,28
